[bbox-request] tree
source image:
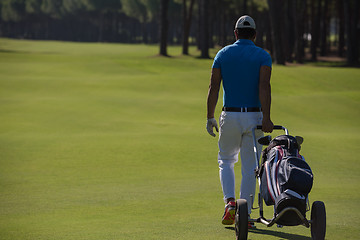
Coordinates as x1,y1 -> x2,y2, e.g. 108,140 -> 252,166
0,0 -> 26,38
119,0 -> 160,43
267,0 -> 285,64
24,0 -> 45,39
82,0 -> 121,41
167,0 -> 182,45
243,0 -> 248,14
142,0 -> 161,43
320,0 -> 330,56
343,0 -> 359,65
41,0 -> 63,19
294,0 -> 306,63
181,0 -> 195,55
1,0 -> 25,22
121,0 -> 148,43
310,0 -> 321,61
159,0 -> 169,56
198,0 -> 209,58
0,0 -> 353,64
25,0 -> 42,15
337,0 -> 345,57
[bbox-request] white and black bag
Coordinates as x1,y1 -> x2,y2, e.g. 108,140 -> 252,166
258,135 -> 313,224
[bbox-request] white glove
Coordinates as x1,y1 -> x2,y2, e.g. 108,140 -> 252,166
206,118 -> 219,137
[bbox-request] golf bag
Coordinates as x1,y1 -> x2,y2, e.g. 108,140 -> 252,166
258,135 -> 313,225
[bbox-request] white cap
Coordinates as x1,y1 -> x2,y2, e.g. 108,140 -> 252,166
235,15 -> 256,29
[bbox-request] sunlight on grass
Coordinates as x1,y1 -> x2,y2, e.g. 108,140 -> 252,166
0,38 -> 359,240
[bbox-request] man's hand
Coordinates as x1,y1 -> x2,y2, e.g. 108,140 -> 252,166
259,66 -> 273,133
206,118 -> 219,137
262,118 -> 274,133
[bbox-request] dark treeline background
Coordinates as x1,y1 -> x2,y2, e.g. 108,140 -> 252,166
0,0 -> 359,65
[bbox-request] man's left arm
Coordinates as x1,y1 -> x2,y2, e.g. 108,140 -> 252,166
259,65 -> 274,133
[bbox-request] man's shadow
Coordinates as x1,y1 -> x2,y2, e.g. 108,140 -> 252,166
225,227 -> 311,240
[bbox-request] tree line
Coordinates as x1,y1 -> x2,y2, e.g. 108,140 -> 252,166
0,0 -> 359,65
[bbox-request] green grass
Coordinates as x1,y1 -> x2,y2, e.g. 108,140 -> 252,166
0,38 -> 359,240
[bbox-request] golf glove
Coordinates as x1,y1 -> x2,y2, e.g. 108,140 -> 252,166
206,118 -> 219,137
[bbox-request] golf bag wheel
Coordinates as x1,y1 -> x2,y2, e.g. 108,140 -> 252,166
235,199 -> 248,240
311,201 -> 326,240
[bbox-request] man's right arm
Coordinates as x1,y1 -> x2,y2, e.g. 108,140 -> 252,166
259,65 -> 274,133
207,68 -> 222,119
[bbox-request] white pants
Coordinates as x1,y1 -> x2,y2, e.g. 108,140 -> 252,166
218,111 -> 263,214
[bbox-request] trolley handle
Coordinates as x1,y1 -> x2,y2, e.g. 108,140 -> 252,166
256,125 -> 289,135
252,125 -> 289,170
256,125 -> 284,130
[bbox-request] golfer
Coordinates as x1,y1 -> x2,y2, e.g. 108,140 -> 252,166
206,15 -> 274,227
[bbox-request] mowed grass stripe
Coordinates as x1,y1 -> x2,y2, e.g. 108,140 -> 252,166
0,38 -> 359,239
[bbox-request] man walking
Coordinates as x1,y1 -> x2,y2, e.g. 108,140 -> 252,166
206,15 -> 274,226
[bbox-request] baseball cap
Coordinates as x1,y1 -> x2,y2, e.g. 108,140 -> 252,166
235,15 -> 256,29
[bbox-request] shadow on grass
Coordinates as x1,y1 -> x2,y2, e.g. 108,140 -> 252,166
225,227 -> 311,240
0,49 -> 57,55
0,49 -> 24,54
302,60 -> 350,68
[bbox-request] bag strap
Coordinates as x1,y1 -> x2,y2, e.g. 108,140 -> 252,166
255,139 -> 290,177
255,145 -> 273,177
255,137 -> 300,177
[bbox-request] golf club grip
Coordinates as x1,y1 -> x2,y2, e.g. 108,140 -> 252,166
256,125 -> 283,130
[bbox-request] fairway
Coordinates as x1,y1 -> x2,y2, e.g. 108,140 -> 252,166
0,38 -> 359,240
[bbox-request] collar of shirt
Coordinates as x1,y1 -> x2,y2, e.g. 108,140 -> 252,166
234,39 -> 255,45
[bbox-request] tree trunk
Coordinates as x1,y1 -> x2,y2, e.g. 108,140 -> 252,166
320,0 -> 329,56
265,12 -> 273,52
255,18 -> 264,48
267,0 -> 285,64
182,0 -> 195,55
159,0 -> 169,56
337,0 -> 345,57
287,0 -> 296,62
243,0 -> 248,14
344,0 -> 360,65
352,0 -> 359,64
219,6 -> 226,47
98,11 -> 104,42
295,0 -> 306,63
199,0 -> 209,58
142,22 -> 148,44
311,0 -> 321,61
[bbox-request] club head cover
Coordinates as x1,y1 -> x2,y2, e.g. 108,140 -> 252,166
258,135 -> 272,145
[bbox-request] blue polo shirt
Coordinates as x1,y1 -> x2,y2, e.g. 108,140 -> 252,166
212,39 -> 272,108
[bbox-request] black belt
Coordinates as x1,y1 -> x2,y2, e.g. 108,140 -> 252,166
222,107 -> 262,112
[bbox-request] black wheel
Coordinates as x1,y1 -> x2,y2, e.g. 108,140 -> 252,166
235,199 -> 248,240
311,201 -> 326,240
